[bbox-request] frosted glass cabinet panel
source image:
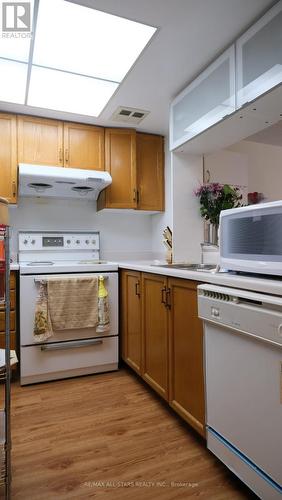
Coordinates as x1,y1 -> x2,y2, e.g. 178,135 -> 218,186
170,46 -> 235,150
236,0 -> 282,108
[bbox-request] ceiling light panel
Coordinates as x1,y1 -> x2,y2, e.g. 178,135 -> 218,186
0,58 -> 28,104
33,0 -> 157,82
27,66 -> 118,116
0,0 -> 34,61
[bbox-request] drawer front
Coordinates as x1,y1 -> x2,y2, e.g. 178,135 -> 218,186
21,336 -> 118,377
0,310 -> 15,331
0,331 -> 16,350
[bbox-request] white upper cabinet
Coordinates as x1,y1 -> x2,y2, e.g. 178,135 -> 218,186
236,0 -> 282,108
170,46 -> 236,150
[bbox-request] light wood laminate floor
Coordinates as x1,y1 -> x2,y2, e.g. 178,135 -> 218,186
11,368 -> 256,499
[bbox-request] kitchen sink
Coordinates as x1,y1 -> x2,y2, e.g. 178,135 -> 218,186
151,263 -> 217,272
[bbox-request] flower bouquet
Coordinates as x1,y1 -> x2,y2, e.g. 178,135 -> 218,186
194,183 -> 242,244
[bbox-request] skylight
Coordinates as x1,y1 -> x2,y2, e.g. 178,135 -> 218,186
28,66 -> 118,116
0,0 -> 156,116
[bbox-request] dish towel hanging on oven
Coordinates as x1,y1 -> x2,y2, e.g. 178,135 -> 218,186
47,277 -> 99,330
33,281 -> 53,342
96,275 -> 110,333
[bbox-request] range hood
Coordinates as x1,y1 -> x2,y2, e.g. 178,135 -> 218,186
18,164 -> 112,200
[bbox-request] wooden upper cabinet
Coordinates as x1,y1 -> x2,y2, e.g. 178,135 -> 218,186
0,113 -> 17,203
17,115 -> 64,167
136,133 -> 164,211
100,128 -> 137,209
142,273 -> 169,400
63,122 -> 104,170
168,278 -> 205,437
121,270 -> 142,375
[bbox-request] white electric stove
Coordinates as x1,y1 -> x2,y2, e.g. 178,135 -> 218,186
19,231 -> 119,385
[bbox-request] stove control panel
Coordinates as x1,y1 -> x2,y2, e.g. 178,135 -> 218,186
19,232 -> 100,251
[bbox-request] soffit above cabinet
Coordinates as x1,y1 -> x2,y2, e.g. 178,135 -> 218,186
170,0 -> 282,154
175,83 -> 282,155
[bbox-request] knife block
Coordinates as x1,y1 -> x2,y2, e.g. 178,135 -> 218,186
166,249 -> 173,264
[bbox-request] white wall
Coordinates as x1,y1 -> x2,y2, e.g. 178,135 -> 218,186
228,140 -> 282,202
151,139 -> 173,259
204,149 -> 248,203
172,153 -> 203,262
151,145 -> 205,263
8,198 -> 153,262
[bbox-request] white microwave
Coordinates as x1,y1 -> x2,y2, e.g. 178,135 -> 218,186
219,200 -> 282,276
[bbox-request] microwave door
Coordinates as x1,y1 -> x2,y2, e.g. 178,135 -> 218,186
220,204 -> 282,276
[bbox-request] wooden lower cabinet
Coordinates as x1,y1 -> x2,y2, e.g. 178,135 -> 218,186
0,271 -> 17,352
142,273 -> 169,400
120,270 -> 205,437
168,278 -> 205,437
121,270 -> 142,375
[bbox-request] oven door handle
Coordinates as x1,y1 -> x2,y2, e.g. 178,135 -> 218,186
40,339 -> 103,351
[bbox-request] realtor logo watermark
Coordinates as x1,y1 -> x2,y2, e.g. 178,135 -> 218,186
2,2 -> 32,37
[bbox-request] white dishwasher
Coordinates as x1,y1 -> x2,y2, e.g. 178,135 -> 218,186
198,284 -> 282,500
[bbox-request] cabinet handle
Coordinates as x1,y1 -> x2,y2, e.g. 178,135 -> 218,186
65,149 -> 69,163
165,288 -> 171,309
12,181 -> 16,198
59,148 -> 63,164
136,190 -> 140,204
135,281 -> 141,297
161,286 -> 167,305
133,188 -> 137,202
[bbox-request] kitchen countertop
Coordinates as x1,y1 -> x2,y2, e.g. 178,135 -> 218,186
118,261 -> 282,297
9,259 -> 282,296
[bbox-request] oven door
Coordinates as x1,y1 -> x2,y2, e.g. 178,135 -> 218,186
20,272 -> 118,345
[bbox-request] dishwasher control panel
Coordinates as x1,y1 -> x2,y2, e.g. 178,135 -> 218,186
198,284 -> 282,346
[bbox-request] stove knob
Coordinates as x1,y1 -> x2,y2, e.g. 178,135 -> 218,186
31,239 -> 36,245
85,240 -> 89,245
76,240 -> 80,244
66,239 -> 71,244
23,239 -> 28,245
92,240 -> 96,245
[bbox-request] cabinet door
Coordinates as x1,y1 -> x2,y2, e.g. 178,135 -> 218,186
121,270 -> 142,375
168,278 -> 205,437
142,273 -> 168,400
0,113 -> 17,203
236,1 -> 282,108
104,128 -> 137,209
17,115 -> 63,166
170,46 -> 235,150
63,122 -> 104,170
136,133 -> 164,211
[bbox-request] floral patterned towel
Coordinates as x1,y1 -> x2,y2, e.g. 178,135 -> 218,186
33,281 -> 53,342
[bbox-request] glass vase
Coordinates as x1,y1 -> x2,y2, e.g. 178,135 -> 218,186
204,223 -> 219,246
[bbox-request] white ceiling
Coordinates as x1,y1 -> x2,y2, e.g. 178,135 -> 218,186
0,0 -> 276,135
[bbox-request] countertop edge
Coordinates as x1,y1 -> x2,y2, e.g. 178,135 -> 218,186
117,262 -> 282,296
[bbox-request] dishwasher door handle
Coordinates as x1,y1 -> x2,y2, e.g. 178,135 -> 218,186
41,339 -> 103,351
